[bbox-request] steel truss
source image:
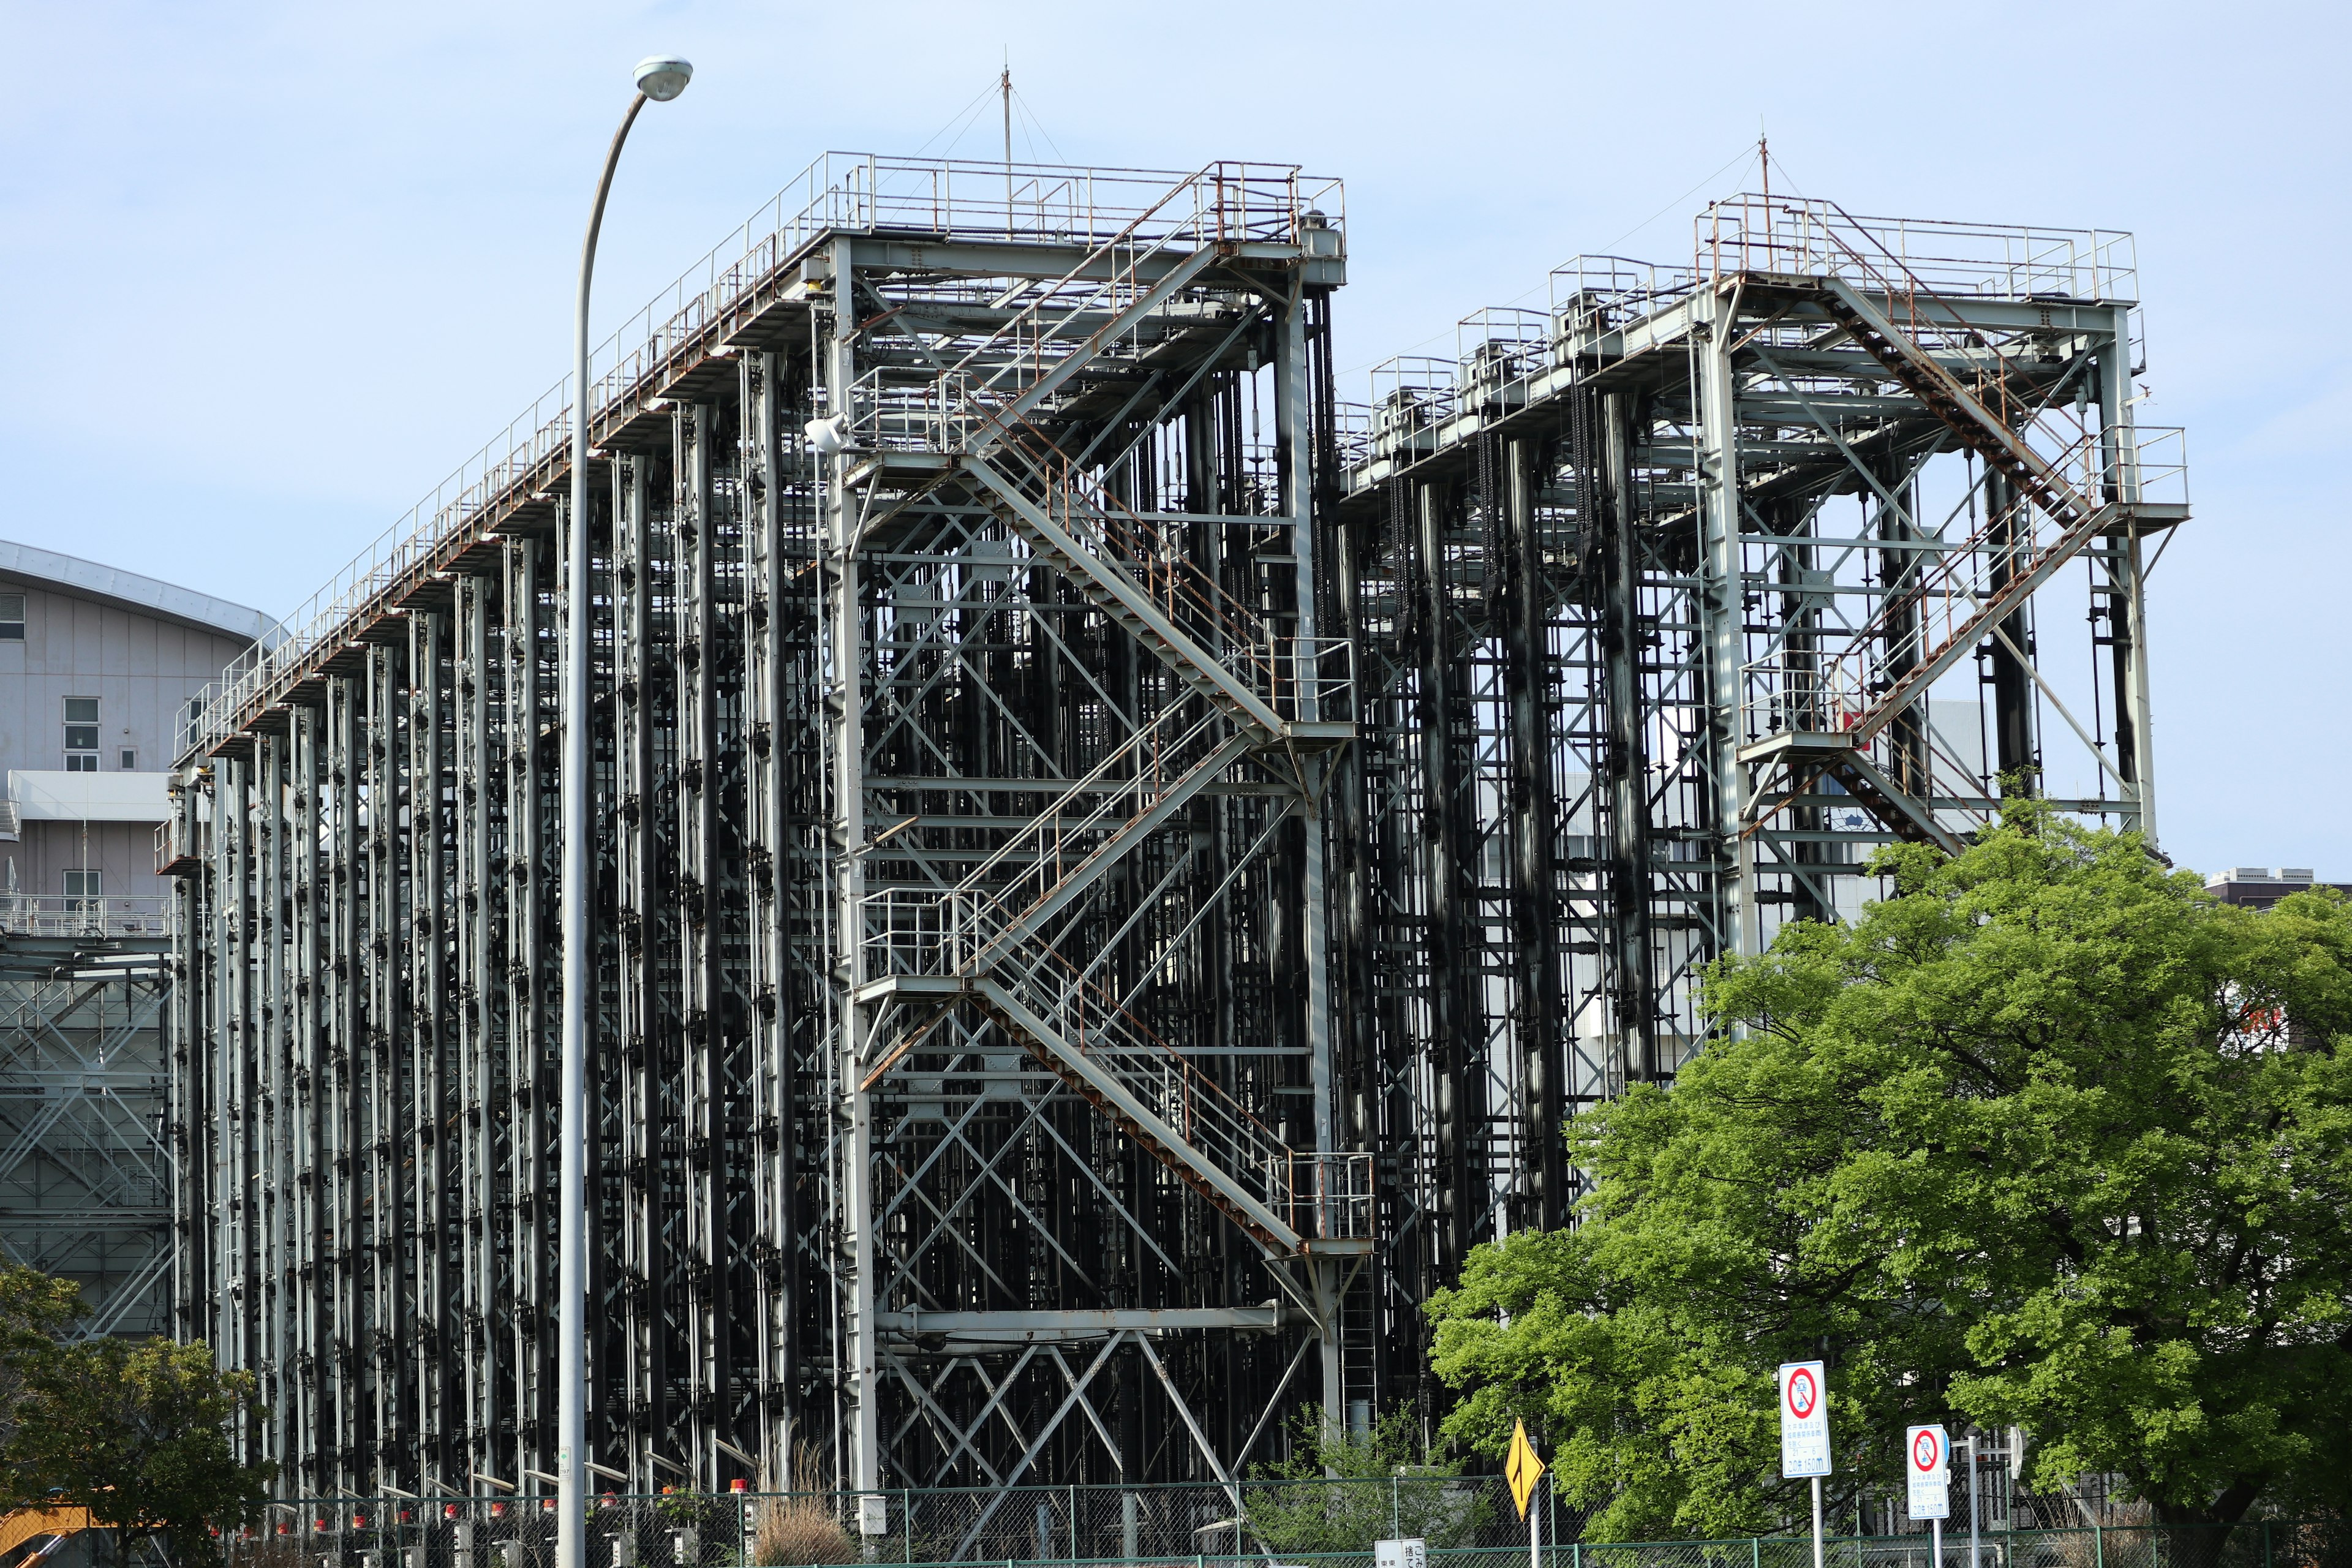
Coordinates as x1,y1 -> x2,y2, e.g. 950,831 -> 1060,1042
167,168 -> 2185,1501
1330,197 -> 2184,1420
170,156 -> 1379,1501
0,924 -> 173,1339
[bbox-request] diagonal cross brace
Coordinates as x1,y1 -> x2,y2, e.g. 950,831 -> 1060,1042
1822,750 -> 1964,856
974,730 -> 1256,971
970,975 -> 1303,1257
1813,279 -> 2125,748
960,455 -> 1287,734
967,244 -> 1224,448
1846,497 -> 2116,747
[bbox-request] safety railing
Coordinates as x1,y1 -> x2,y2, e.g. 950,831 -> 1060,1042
1743,423 -> 2183,745
0,894 -> 170,938
990,933 -> 1298,1207
1365,360 -> 1458,464
1267,1151 -> 1376,1242
178,155 -> 1341,766
860,704 -> 1232,979
1697,195 -> 2136,303
1550,254 -> 1700,342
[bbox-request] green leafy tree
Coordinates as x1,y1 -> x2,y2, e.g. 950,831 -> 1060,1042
1427,812 -> 2352,1541
1,1326 -> 274,1566
0,1263 -> 85,1452
1243,1404 -> 1493,1552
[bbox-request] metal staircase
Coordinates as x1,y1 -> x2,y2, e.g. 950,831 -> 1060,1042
1735,208 -> 2176,845
1808,277 -> 2119,748
851,173 -> 1365,1258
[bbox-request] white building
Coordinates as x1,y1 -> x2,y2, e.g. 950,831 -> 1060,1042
0,539 -> 273,919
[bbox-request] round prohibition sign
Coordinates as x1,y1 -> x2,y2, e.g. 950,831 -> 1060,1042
1785,1366 -> 1820,1420
1912,1429 -> 1941,1472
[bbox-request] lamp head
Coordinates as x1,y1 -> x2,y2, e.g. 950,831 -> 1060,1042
633,56 -> 693,102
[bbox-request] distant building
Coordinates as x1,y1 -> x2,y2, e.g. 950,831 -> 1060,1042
0,538 -> 271,1335
2203,866 -> 2352,911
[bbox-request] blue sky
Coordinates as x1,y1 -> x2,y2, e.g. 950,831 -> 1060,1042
3,0 -> 2344,880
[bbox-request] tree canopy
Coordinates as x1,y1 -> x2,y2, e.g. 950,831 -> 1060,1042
0,1265 -> 273,1566
1427,813 -> 2352,1541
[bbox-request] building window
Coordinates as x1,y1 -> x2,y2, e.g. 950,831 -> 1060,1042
120,749 -> 137,771
64,696 -> 99,771
0,593 -> 21,639
64,870 -> 102,897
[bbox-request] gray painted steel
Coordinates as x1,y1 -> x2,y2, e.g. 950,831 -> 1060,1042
164,164 -> 2182,1502
0,545 -> 262,1340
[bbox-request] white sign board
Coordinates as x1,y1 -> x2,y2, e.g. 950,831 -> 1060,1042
1376,1540 -> 1428,1568
1906,1425 -> 1950,1520
1779,1360 -> 1831,1478
856,1495 -> 889,1537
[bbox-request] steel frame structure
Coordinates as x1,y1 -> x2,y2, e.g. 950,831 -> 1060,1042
1,901 -> 175,1340
170,154 -> 1370,1504
168,165 -> 2185,1504
1328,195 -> 2184,1417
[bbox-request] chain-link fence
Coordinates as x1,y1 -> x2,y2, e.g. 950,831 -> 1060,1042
210,1493 -> 2349,1568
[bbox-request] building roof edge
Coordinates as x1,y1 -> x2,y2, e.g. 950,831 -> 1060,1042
0,538 -> 278,647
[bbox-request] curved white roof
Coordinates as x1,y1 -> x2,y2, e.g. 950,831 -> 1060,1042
0,538 -> 278,646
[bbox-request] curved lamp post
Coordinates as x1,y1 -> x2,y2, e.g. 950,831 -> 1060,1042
560,52 -> 691,1568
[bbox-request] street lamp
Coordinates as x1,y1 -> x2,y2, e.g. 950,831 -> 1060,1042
560,50 -> 692,1568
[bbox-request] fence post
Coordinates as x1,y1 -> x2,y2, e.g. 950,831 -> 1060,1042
902,1490 -> 911,1564
1753,1537 -> 1762,1568
2262,1521 -> 2272,1568
2092,1523 -> 2101,1568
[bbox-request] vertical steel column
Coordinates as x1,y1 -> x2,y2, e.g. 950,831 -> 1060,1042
1983,472 -> 2038,786
410,609 -> 453,1490
258,735 -> 289,1471
818,234 -> 880,1493
741,350 -> 795,1478
452,575 -> 497,1489
1412,480 -> 1475,1272
505,540 -> 548,1489
674,400 -> 723,1484
292,703 -> 328,1491
1695,289 -> 1754,959
327,674 -> 364,1491
2098,306 -> 2158,841
612,450 -> 659,1485
1595,391 -> 1656,1082
366,644 -> 405,1489
1501,435 -> 1565,1226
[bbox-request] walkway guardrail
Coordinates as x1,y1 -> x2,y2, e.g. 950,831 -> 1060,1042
177,154 -> 1342,767
0,893 -> 169,938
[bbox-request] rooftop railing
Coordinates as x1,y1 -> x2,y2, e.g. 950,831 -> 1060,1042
0,894 -> 170,939
178,154 -> 1340,765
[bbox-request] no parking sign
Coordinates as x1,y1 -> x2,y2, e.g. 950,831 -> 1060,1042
1779,1361 -> 1830,1478
1907,1425 -> 1950,1519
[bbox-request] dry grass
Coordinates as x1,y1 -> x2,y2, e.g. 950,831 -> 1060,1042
748,1445 -> 855,1567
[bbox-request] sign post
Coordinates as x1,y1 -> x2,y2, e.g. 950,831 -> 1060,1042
1907,1425 -> 1950,1568
1779,1363 -> 1831,1568
1507,1420 -> 1548,1568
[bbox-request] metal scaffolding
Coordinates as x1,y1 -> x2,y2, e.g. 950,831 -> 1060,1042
1327,197 -> 2182,1415
167,160 -> 2184,1503
1,897 -> 175,1339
